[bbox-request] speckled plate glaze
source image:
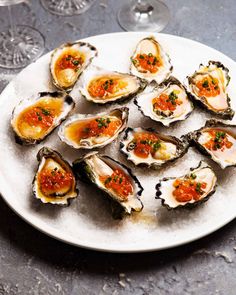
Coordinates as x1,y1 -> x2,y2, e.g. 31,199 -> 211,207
0,32 -> 236,253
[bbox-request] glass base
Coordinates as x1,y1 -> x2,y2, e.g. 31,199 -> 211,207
117,0 -> 170,32
40,0 -> 96,16
0,25 -> 44,69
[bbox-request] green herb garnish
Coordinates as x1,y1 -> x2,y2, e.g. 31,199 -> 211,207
41,108 -> 50,116
202,80 -> 209,88
96,117 -> 110,128
153,141 -> 161,151
167,91 -> 178,105
214,131 -> 226,142
105,177 -> 112,185
190,173 -> 197,179
72,60 -> 79,66
195,182 -> 202,193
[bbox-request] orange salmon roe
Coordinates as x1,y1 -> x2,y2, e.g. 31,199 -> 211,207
39,167 -> 73,196
173,178 -> 207,202
100,169 -> 133,200
152,92 -> 182,112
88,78 -> 127,99
132,53 -> 162,73
129,132 -> 161,159
204,130 -> 233,151
58,54 -> 83,71
196,76 -> 220,97
22,106 -> 54,129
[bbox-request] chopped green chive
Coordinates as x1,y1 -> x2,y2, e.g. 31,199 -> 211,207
153,141 -> 161,151
190,173 -> 197,179
105,177 -> 112,185
195,182 -> 202,193
167,91 -> 178,105
41,108 -> 50,116
202,80 -> 209,88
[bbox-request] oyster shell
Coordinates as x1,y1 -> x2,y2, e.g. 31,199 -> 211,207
134,77 -> 194,126
120,127 -> 188,168
187,61 -> 234,120
188,119 -> 236,169
73,151 -> 143,215
75,65 -> 146,104
58,107 -> 129,149
130,36 -> 173,83
33,147 -> 78,205
11,91 -> 75,145
50,41 -> 98,91
156,161 -> 217,209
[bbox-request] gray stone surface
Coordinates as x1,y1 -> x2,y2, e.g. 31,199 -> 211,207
0,0 -> 236,294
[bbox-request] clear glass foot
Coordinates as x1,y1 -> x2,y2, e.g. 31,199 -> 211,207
117,0 -> 170,32
0,25 -> 45,69
40,0 -> 96,16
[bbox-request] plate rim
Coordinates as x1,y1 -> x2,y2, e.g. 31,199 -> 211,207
0,31 -> 235,253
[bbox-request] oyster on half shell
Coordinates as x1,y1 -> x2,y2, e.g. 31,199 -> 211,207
50,41 -> 98,91
156,161 -> 217,209
120,127 -> 188,169
33,147 -> 78,205
130,36 -> 173,84
75,65 -> 146,104
134,77 -> 194,126
73,152 -> 143,215
188,61 -> 234,120
11,91 -> 75,145
58,107 -> 129,149
188,119 -> 236,169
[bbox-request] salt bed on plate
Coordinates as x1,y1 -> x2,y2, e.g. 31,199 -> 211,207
0,32 -> 236,252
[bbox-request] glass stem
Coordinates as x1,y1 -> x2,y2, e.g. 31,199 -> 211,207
8,5 -> 16,41
132,0 -> 153,14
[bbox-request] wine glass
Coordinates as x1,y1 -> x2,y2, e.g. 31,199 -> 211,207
40,0 -> 96,16
0,0 -> 44,69
117,0 -> 170,32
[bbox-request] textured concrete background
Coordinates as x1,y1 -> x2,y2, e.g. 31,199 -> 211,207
0,0 -> 236,294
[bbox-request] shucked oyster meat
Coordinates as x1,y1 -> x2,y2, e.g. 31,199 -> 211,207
59,107 -> 129,149
156,161 -> 217,209
135,77 -> 194,126
130,36 -> 172,84
188,61 -> 234,120
120,127 -> 188,169
189,119 -> 236,169
11,91 -> 75,145
33,147 -> 78,205
73,152 -> 143,215
50,41 -> 97,91
75,65 -> 146,104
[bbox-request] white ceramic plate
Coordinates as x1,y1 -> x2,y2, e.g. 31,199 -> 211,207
0,32 -> 236,253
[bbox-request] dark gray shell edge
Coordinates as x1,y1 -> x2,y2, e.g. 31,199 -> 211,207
119,127 -> 190,169
32,147 -> 78,206
50,41 -> 98,92
187,119 -> 236,168
12,91 -> 75,146
59,107 -> 129,150
134,76 -> 194,126
72,153 -> 144,216
155,161 -> 217,209
82,75 -> 147,105
187,61 -> 234,120
130,36 -> 173,83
